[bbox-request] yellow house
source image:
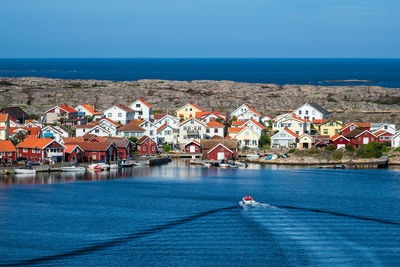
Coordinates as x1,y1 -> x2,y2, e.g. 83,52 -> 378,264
232,126 -> 259,149
176,103 -> 205,120
316,119 -> 343,137
0,114 -> 10,140
297,134 -> 313,149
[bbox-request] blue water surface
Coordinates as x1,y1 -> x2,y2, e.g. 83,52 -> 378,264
0,58 -> 400,88
0,161 -> 400,266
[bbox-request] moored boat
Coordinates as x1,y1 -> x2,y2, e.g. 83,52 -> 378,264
88,163 -> 104,171
60,165 -> 86,172
15,166 -> 37,175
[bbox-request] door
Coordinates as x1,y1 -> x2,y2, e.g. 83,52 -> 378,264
363,137 -> 369,144
190,145 -> 196,153
337,144 -> 345,149
217,152 -> 225,160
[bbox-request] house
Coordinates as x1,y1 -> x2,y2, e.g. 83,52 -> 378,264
76,122 -> 112,137
136,135 -> 157,155
62,137 -> 85,144
271,129 -> 299,148
373,130 -> 393,144
45,104 -> 79,124
293,103 -> 330,121
103,103 -> 135,125
157,123 -> 176,145
41,125 -> 72,142
298,134 -> 313,149
245,119 -> 266,137
0,107 -> 29,124
16,138 -> 65,163
154,113 -> 180,129
315,119 -> 343,137
97,118 -> 120,136
129,97 -> 153,121
9,127 -> 41,141
195,111 -> 228,123
0,114 -> 10,140
201,139 -> 238,160
133,119 -> 158,143
329,134 -> 350,149
340,122 -> 371,136
227,127 -> 244,138
64,144 -> 84,163
105,137 -> 135,160
73,142 -> 118,163
312,135 -> 331,148
272,114 -> 311,136
261,115 -> 273,127
231,126 -> 260,149
184,140 -> 201,153
370,123 -> 396,135
391,131 -> 400,148
75,104 -> 102,119
206,119 -> 225,138
118,122 -> 146,138
177,117 -> 207,148
230,104 -> 262,122
0,140 -> 17,164
344,129 -> 376,148
176,103 -> 205,120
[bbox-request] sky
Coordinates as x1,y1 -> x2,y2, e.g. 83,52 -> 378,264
0,0 -> 399,58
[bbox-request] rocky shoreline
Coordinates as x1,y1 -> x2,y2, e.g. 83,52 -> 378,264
1,77 -> 400,123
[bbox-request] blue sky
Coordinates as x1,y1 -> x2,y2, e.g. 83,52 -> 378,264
0,0 -> 399,58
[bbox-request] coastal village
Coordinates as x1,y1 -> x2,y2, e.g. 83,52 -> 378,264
0,98 -> 399,167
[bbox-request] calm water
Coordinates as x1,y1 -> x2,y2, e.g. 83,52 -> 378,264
1,161 -> 400,266
1,58 -> 400,88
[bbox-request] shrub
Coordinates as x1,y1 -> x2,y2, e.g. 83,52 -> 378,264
259,134 -> 271,147
288,148 -> 298,154
163,143 -> 172,152
345,144 -> 355,152
333,150 -> 344,161
356,142 -> 388,159
395,147 -> 400,152
326,145 -> 336,151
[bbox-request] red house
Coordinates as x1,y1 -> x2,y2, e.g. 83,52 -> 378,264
105,137 -> 135,160
345,129 -> 376,148
137,136 -> 157,155
329,134 -> 350,149
340,122 -> 371,135
201,139 -> 238,160
184,140 -> 201,153
64,144 -> 84,163
373,130 -> 393,144
0,140 -> 17,165
74,142 -> 118,163
207,143 -> 236,160
16,138 -> 65,163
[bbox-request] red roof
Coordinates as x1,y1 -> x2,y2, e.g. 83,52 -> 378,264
73,141 -> 114,152
64,144 -> 83,154
136,135 -> 155,145
245,104 -> 262,117
0,114 -> 8,122
232,121 -> 247,126
102,118 -> 120,127
292,114 -> 311,123
63,137 -> 85,144
313,119 -> 328,124
228,127 -> 244,132
206,120 -> 225,128
153,114 -> 166,121
373,130 -> 392,137
195,111 -> 227,120
0,140 -> 16,152
75,122 -> 99,129
138,97 -> 153,109
116,103 -> 134,113
249,119 -> 265,130
188,102 -> 205,112
9,127 -> 40,137
59,104 -> 77,113
80,104 -> 101,115
118,122 -> 145,132
157,123 -> 168,133
284,128 -> 299,138
16,138 -> 61,149
185,140 -> 201,147
340,122 -> 371,131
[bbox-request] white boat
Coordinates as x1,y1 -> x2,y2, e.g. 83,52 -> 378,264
203,162 -> 212,168
219,162 -> 229,168
109,163 -> 120,169
88,163 -> 104,171
246,154 -> 259,160
120,160 -> 134,167
228,163 -> 239,168
60,166 -> 86,172
15,166 -> 37,174
97,163 -> 110,170
239,196 -> 256,206
271,154 -> 278,160
133,161 -> 147,166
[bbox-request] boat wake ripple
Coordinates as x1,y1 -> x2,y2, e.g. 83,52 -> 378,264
2,205 -> 240,266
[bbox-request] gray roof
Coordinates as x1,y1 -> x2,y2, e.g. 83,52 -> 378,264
308,103 -> 329,115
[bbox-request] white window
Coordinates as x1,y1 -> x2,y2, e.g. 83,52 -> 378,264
150,130 -> 153,135
118,113 -> 122,117
108,113 -> 112,117
323,129 -> 328,134
8,152 -> 12,156
95,129 -> 99,133
23,148 -> 27,153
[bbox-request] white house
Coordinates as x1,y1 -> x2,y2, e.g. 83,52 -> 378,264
261,115 -> 273,127
177,117 -> 207,147
391,131 -> 400,148
271,129 -> 299,148
41,125 -> 72,142
118,122 -> 146,138
134,120 -> 158,143
154,113 -> 180,129
103,104 -> 135,125
76,123 -> 111,137
75,104 -> 102,119
273,114 -> 311,136
293,103 -> 330,121
245,119 -> 265,137
230,104 -> 262,122
157,123 -> 176,145
370,123 -> 396,135
206,120 -> 225,138
98,118 -> 120,136
196,111 -> 228,123
129,97 -> 153,121
231,126 -> 260,149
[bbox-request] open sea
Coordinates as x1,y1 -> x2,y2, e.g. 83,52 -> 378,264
0,58 -> 400,88
1,161 -> 400,266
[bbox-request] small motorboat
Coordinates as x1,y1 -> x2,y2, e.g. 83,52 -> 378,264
97,163 -> 110,170
120,160 -> 134,167
239,195 -> 256,206
271,154 -> 278,160
218,160 -> 229,168
265,155 -> 272,160
60,165 -> 86,172
88,163 -> 104,171
133,161 -> 147,166
15,166 -> 37,174
109,162 -> 120,169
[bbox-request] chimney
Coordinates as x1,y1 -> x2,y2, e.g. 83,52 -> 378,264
139,97 -> 143,101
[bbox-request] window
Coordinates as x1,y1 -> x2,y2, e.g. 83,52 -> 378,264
108,113 -> 112,117
312,110 -> 315,115
143,146 -> 146,151
245,131 -> 249,136
191,120 -> 194,124
23,148 -> 27,153
190,108 -> 192,111
95,129 -> 99,133
136,104 -> 140,107
118,113 -> 122,117
305,110 -> 309,115
83,129 -> 86,132
323,129 -> 328,134
214,129 -> 218,133
329,122 -> 334,126
295,131 -> 299,134
298,123 -> 302,127
152,146 -> 155,151
299,110 -> 302,115
206,129 -> 210,133
185,108 -> 188,111
8,152 -> 12,156
150,130 -> 153,135
183,126 -> 187,130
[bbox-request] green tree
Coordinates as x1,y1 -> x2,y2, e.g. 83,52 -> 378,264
163,143 -> 172,152
127,137 -> 138,152
259,134 -> 271,148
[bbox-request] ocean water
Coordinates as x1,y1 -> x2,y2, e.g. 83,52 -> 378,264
1,161 -> 400,266
0,58 -> 400,88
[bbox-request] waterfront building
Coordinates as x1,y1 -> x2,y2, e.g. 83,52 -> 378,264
372,130 -> 393,144
0,140 -> 17,164
329,134 -> 350,149
201,139 -> 238,160
72,142 -> 118,163
157,123 -> 176,146
340,122 -> 371,136
64,144 -> 84,163
230,126 -> 260,149
184,140 -> 201,153
136,135 -> 157,155
271,129 -> 298,148
104,137 -> 135,160
177,117 -> 207,148
129,97 -> 153,121
314,119 -> 343,137
344,129 -> 376,148
205,119 -> 225,138
16,138 -> 65,163
103,103 -> 135,125
297,134 -> 313,149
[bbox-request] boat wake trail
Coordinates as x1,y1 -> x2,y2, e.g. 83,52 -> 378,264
2,205 -> 240,266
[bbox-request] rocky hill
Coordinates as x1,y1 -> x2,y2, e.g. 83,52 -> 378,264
1,77 -> 400,123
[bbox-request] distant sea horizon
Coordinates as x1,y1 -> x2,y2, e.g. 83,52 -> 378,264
0,58 -> 399,88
